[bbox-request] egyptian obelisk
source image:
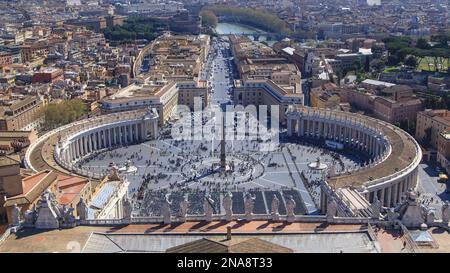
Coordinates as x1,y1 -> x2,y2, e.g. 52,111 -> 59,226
220,110 -> 226,170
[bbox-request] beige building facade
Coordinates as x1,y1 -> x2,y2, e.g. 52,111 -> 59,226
0,96 -> 44,131
416,109 -> 450,149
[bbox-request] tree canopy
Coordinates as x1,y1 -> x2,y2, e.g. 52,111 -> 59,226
103,17 -> 168,42
200,10 -> 218,28
202,5 -> 291,34
383,34 -> 450,71
38,99 -> 86,130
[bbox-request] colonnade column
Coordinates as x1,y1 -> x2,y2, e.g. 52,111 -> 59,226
127,125 -> 131,143
393,183 -> 398,205
109,129 -> 113,146
387,186 -> 392,207
287,118 -> 293,136
300,119 -> 304,136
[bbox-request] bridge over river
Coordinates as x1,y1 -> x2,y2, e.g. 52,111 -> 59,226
215,21 -> 267,35
214,22 -> 283,43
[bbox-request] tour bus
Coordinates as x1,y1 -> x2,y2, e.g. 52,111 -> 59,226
325,140 -> 344,150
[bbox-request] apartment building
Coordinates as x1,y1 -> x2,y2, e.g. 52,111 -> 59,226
0,155 -> 21,224
100,81 -> 208,125
416,109 -> 450,151
345,85 -> 423,124
437,131 -> 450,173
0,96 -> 44,131
233,79 -> 303,123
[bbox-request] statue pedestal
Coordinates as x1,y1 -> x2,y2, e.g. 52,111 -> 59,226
35,208 -> 59,229
271,213 -> 280,222
245,213 -> 253,221
163,216 -> 171,225
287,215 -> 295,223
225,212 -> 232,222
326,215 -> 334,223
401,203 -> 425,228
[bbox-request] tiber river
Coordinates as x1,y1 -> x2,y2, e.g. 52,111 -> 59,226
214,0 -> 381,44
215,22 -> 277,46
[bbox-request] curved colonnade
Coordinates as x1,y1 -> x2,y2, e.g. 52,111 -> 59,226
25,109 -> 159,179
26,105 -> 422,209
286,107 -> 422,208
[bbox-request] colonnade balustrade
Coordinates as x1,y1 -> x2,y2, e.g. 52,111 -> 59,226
287,107 -> 422,208
287,111 -> 389,160
26,109 -> 159,179
62,121 -> 146,163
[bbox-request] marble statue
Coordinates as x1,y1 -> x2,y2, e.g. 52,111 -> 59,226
204,194 -> 215,222
386,208 -> 400,223
222,192 -> 233,222
61,205 -> 76,225
442,201 -> 450,224
405,188 -> 417,201
24,209 -> 35,227
76,198 -> 88,221
326,199 -> 337,221
400,189 -> 427,228
285,195 -> 296,222
426,209 -> 436,226
122,196 -> 133,220
162,194 -> 172,225
11,204 -> 21,226
34,192 -> 60,229
371,194 -> 382,219
179,195 -> 188,222
244,193 -> 255,221
109,164 -> 120,180
271,194 -> 280,221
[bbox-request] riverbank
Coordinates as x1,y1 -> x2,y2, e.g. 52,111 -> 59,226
202,5 -> 291,34
214,22 -> 278,46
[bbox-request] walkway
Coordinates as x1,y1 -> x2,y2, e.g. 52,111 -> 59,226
282,147 -> 318,214
417,163 -> 450,218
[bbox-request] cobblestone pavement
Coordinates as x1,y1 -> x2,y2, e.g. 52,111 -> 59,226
417,163 -> 450,218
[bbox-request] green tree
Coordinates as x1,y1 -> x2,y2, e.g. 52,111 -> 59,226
431,32 -> 450,48
404,55 -> 418,68
200,10 -> 218,28
371,44 -> 384,59
38,99 -> 86,130
370,59 -> 385,73
416,37 -> 431,50
202,5 -> 291,34
102,17 -> 167,42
